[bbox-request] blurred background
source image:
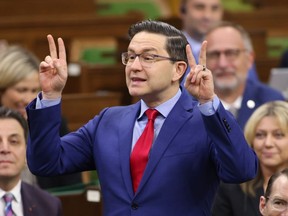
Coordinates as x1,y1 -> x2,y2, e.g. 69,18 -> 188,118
1,0 -> 287,215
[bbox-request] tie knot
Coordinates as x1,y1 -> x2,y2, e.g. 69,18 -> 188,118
3,193 -> 13,203
145,109 -> 159,121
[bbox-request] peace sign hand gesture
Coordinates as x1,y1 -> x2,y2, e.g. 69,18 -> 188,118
184,41 -> 216,104
39,35 -> 68,100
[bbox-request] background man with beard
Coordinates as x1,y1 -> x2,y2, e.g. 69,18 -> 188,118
205,21 -> 284,129
180,0 -> 259,85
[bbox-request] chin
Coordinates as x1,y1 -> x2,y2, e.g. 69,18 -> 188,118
128,87 -> 145,97
215,80 -> 239,91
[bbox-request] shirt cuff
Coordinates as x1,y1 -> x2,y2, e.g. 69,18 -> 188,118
198,96 -> 220,116
35,92 -> 61,109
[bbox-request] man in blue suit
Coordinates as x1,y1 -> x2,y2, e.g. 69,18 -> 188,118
205,21 -> 285,129
26,20 -> 257,215
0,107 -> 62,216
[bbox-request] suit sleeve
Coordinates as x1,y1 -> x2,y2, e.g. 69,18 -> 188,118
202,103 -> 258,183
26,99 -> 96,176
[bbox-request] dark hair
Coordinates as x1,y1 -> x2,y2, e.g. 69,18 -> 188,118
128,20 -> 188,64
0,107 -> 28,141
264,168 -> 288,198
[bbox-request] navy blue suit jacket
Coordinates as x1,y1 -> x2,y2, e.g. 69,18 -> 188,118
26,89 -> 257,216
21,182 -> 62,216
237,79 -> 285,129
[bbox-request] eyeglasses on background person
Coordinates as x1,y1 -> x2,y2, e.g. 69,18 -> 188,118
265,196 -> 288,212
206,49 -> 247,63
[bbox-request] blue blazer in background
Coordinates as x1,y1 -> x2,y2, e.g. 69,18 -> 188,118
26,89 -> 257,216
237,79 -> 285,129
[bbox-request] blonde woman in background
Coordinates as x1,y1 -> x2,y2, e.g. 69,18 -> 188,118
212,100 -> 288,215
0,45 -> 82,189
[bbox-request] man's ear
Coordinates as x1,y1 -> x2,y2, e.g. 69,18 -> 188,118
259,196 -> 267,215
173,61 -> 187,82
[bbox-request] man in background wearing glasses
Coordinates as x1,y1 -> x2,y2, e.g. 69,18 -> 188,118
260,168 -> 288,216
25,20 -> 257,215
205,21 -> 284,129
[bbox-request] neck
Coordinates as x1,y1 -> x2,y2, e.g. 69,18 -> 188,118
185,29 -> 204,42
142,85 -> 179,108
216,85 -> 245,104
261,165 -> 285,191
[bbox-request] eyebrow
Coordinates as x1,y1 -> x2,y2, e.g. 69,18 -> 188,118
127,47 -> 158,53
9,134 -> 23,139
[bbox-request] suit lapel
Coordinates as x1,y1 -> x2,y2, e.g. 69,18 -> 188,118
135,91 -> 195,195
119,103 -> 141,198
21,182 -> 37,216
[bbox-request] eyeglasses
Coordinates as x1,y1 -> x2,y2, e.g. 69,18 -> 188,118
206,49 -> 247,62
121,52 -> 178,68
266,197 -> 288,212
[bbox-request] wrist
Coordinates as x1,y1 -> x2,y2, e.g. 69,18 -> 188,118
42,91 -> 62,100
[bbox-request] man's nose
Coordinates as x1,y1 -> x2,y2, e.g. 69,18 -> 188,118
130,56 -> 143,70
0,141 -> 10,153
218,53 -> 230,68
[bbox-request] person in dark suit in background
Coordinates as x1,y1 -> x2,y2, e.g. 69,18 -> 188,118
205,21 -> 284,129
26,20 -> 257,215
259,168 -> 288,216
0,107 -> 62,216
279,49 -> 288,68
212,100 -> 288,216
0,44 -> 82,189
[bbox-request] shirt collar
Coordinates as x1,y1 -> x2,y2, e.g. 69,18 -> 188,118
0,180 -> 22,203
221,96 -> 243,110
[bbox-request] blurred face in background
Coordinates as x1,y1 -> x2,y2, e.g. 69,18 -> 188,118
180,0 -> 223,39
259,175 -> 288,216
1,72 -> 40,119
253,116 -> 288,172
0,118 -> 26,187
206,26 -> 253,92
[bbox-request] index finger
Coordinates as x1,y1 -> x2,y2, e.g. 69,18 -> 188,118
198,40 -> 207,66
47,34 -> 58,59
57,37 -> 66,61
186,44 -> 196,69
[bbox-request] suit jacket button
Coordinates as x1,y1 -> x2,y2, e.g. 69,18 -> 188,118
131,203 -> 138,210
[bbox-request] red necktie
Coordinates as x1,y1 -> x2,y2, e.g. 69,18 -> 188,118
130,109 -> 159,192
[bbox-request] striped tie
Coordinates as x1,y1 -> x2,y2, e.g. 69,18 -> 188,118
3,193 -> 14,216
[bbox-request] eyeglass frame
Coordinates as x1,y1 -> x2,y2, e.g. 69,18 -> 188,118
206,48 -> 248,62
121,52 -> 182,68
265,196 -> 288,212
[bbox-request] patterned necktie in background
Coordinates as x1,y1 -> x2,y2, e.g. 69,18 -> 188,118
3,193 -> 14,216
130,109 -> 159,193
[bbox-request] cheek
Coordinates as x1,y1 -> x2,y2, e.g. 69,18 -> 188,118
236,58 -> 251,74
16,149 -> 26,166
278,143 -> 288,156
252,141 -> 263,155
1,91 -> 17,107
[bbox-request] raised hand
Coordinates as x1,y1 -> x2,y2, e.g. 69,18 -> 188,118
184,41 -> 215,104
39,34 -> 68,99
